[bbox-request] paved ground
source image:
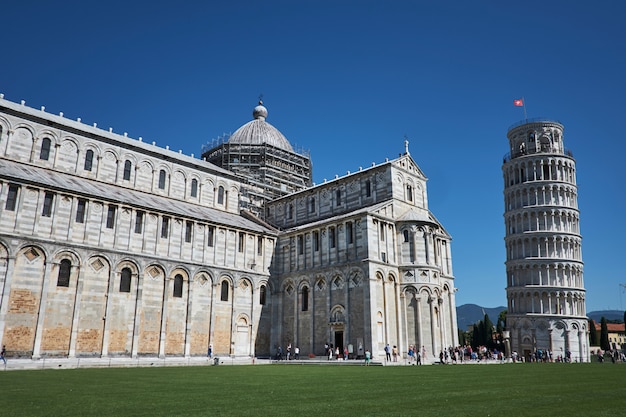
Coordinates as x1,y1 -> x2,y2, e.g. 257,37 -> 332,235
0,356 -> 448,371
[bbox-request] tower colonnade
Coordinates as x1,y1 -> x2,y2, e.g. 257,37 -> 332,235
502,119 -> 589,362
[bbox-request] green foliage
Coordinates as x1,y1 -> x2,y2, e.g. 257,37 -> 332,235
471,314 -> 496,349
588,319 -> 598,346
1,364 -> 626,416
600,317 -> 610,351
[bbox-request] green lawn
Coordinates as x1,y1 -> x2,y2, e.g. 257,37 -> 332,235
1,363 -> 624,416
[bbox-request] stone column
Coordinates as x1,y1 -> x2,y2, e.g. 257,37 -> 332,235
68,264 -> 84,358
0,253 -> 16,348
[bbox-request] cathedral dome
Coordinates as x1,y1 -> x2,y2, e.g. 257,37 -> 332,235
228,101 -> 294,152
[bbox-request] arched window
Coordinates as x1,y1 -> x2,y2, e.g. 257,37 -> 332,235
40,137 -> 51,160
84,149 -> 94,171
220,280 -> 229,301
5,184 -> 19,211
365,179 -> 371,197
42,192 -> 54,217
346,221 -> 354,244
288,203 -> 293,219
57,259 -> 71,287
403,230 -> 410,242
158,170 -> 166,189
190,179 -> 198,197
310,197 -> 316,213
406,185 -> 413,202
173,274 -> 183,298
217,186 -> 225,205
302,286 -> 309,311
260,285 -> 267,305
123,160 -> 132,181
120,267 -> 132,292
336,189 -> 341,206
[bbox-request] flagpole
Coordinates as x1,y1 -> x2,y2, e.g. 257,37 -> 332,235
522,96 -> 527,121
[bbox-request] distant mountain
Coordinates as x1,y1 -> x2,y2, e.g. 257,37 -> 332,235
455,305 -> 624,329
587,310 -> 624,322
456,304 -> 506,329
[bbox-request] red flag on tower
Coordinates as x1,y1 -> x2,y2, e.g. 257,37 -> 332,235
514,99 -> 524,107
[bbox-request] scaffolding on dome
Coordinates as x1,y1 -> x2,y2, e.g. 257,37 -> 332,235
201,141 -> 313,218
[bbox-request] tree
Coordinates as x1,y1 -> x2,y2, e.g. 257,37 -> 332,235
600,317 -> 610,351
496,310 -> 507,347
483,314 -> 494,349
588,319 -> 598,346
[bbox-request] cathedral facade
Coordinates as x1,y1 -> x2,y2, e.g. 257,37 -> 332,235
0,96 -> 457,360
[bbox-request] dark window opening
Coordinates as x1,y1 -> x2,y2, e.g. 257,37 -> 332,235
106,205 -> 117,229
123,160 -> 132,181
346,222 -> 354,244
336,189 -> 341,206
185,221 -> 193,243
42,192 -> 54,217
329,227 -> 336,248
134,211 -> 144,234
298,235 -> 304,255
76,199 -> 86,223
313,231 -> 320,251
217,186 -> 225,204
84,149 -> 94,171
257,236 -> 263,255
120,267 -> 132,292
6,184 -> 19,211
40,137 -> 51,160
57,259 -> 71,287
403,230 -> 410,242
238,232 -> 245,253
260,285 -> 267,305
173,274 -> 183,298
161,217 -> 169,238
221,281 -> 229,301
208,226 -> 215,247
407,185 -> 413,202
302,287 -> 309,311
191,179 -> 198,197
158,170 -> 166,190
310,197 -> 315,213
365,180 -> 371,197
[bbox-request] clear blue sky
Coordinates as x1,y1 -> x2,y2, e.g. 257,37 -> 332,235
2,1 -> 625,312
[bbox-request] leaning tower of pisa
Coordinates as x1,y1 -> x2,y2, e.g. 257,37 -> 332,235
502,119 -> 589,362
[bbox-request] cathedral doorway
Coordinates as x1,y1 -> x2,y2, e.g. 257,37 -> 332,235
334,331 -> 344,357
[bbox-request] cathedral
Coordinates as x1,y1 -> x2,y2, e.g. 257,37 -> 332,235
0,95 -> 458,360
